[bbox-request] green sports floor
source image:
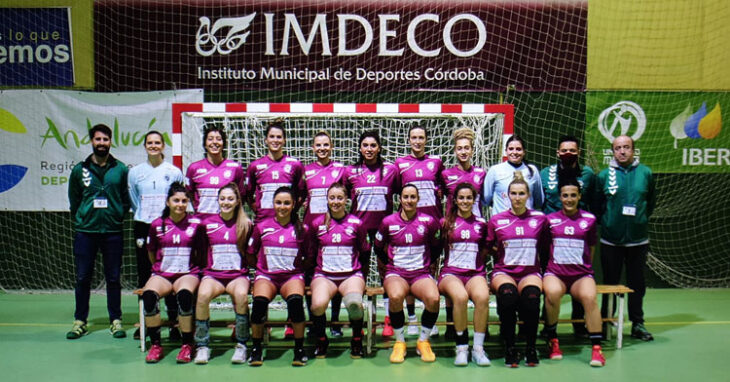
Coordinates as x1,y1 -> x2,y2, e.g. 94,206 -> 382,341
2,289 -> 728,382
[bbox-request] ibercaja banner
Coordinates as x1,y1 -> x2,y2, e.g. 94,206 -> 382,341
94,0 -> 587,92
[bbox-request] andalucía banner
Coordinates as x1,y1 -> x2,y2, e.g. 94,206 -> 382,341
586,92 -> 729,173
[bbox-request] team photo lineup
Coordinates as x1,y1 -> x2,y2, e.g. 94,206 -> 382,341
68,118 -> 654,369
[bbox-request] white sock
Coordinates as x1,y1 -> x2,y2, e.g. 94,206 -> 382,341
384,298 -> 390,316
419,326 -> 432,341
409,315 -> 417,323
473,332 -> 486,348
394,327 -> 405,342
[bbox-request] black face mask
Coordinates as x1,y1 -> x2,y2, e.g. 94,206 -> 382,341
559,152 -> 578,167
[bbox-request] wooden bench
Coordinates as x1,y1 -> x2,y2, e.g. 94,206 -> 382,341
363,284 -> 633,355
136,284 -> 633,354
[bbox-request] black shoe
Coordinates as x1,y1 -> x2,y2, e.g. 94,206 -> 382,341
444,325 -> 456,341
631,323 -> 654,341
248,344 -> 264,366
350,338 -> 364,359
314,337 -> 329,359
504,347 -> 520,368
524,346 -> 539,367
133,328 -> 141,340
292,347 -> 308,366
168,327 -> 182,342
330,326 -> 344,338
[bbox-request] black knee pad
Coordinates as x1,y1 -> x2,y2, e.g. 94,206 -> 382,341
142,290 -> 160,316
519,286 -> 541,315
251,296 -> 270,324
176,289 -> 194,316
286,294 -> 305,323
496,283 -> 519,314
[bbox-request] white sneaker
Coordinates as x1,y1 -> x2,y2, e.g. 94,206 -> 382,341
471,347 -> 491,366
454,345 -> 469,366
407,317 -> 419,336
231,343 -> 247,364
194,346 -> 210,364
430,325 -> 439,337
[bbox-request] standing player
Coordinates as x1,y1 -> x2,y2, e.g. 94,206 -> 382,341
185,125 -> 245,216
193,183 -> 253,365
594,135 -> 655,341
245,121 -> 305,223
442,127 -> 486,217
486,172 -> 548,367
343,130 -> 398,336
247,187 -> 311,367
303,131 -> 346,338
309,183 -> 370,359
542,178 -> 605,367
540,135 -> 595,337
438,183 -> 491,366
483,135 -> 543,214
128,130 -> 184,341
374,184 -> 442,364
67,124 -> 130,340
395,126 -> 445,336
141,183 -> 201,363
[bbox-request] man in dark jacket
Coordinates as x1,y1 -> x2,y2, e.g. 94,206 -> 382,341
594,135 -> 656,341
66,124 -> 130,339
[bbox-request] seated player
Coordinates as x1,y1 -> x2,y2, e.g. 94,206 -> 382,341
309,183 -> 370,359
542,178 -> 605,367
247,187 -> 310,367
438,183 -> 491,366
141,182 -> 201,363
193,183 -> 253,365
374,184 -> 442,363
486,172 -> 548,367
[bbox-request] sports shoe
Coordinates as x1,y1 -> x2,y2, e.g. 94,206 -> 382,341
631,323 -> 654,341
248,344 -> 263,366
382,316 -> 394,337
454,345 -> 469,366
330,326 -> 343,338
407,318 -> 419,336
471,347 -> 491,366
194,346 -> 210,364
231,343 -> 247,364
66,320 -> 88,339
430,325 -> 439,337
110,319 -> 126,338
314,337 -> 329,359
389,341 -> 407,363
169,326 -> 182,342
284,325 -> 295,340
292,347 -> 308,366
504,347 -> 520,368
590,345 -> 606,367
416,340 -> 436,362
145,344 -> 163,363
350,338 -> 364,359
548,338 -> 563,360
444,325 -> 456,341
525,346 -> 539,367
176,344 -> 193,363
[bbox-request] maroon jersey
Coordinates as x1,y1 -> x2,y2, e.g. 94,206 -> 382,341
440,215 -> 488,278
486,209 -> 548,278
374,212 -> 441,277
311,214 -> 371,277
245,155 -> 305,222
147,215 -> 202,278
343,162 -> 398,232
302,161 -> 345,227
395,154 -> 445,219
546,209 -> 597,278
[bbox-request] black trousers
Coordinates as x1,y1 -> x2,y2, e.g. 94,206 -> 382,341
600,243 -> 647,324
134,221 -> 177,318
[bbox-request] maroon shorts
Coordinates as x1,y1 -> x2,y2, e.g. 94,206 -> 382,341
313,272 -> 364,287
491,270 -> 542,285
254,271 -> 305,290
544,272 -> 594,292
438,272 -> 487,286
385,271 -> 433,286
202,274 -> 249,288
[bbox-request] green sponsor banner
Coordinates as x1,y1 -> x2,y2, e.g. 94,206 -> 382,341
586,92 -> 729,173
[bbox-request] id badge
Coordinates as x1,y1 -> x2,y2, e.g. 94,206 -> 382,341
622,204 -> 636,216
93,197 -> 108,209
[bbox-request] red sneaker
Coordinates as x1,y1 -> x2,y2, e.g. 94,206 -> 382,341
284,325 -> 295,339
382,316 -> 394,338
548,338 -> 563,360
176,344 -> 193,364
145,344 -> 163,363
590,345 -> 606,367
